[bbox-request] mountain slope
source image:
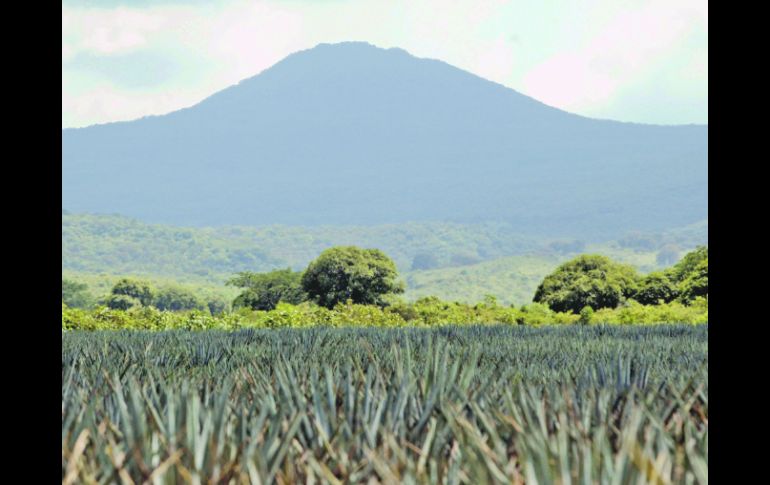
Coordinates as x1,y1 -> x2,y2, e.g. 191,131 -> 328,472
62,42 -> 707,238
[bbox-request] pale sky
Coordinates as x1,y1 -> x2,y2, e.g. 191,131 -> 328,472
62,0 -> 707,128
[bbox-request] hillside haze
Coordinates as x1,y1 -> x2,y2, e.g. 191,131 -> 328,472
62,42 -> 707,238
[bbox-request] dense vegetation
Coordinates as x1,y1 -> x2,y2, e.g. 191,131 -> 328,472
62,213 -> 541,277
65,277 -> 231,315
533,248 -> 708,313
62,325 -> 707,483
63,245 -> 708,331
63,295 -> 708,331
63,212 -> 707,305
228,269 -> 306,311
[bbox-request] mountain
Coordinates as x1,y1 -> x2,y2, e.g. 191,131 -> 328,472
62,42 -> 707,239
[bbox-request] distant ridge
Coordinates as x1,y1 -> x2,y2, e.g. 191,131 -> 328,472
62,42 -> 707,238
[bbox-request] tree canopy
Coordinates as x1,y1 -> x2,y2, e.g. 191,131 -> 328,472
301,246 -> 404,309
62,278 -> 94,309
103,294 -> 141,310
668,246 -> 707,284
533,255 -> 639,313
228,268 -> 307,311
110,278 -> 155,307
677,258 -> 708,303
533,247 -> 708,312
154,286 -> 205,312
633,272 -> 678,305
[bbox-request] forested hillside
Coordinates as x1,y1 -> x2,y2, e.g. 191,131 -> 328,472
63,212 -> 706,304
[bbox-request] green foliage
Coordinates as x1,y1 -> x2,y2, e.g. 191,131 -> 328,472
678,258 -> 708,303
592,297 -> 708,324
153,285 -> 205,312
62,213 -> 541,278
669,245 -> 708,283
62,212 -> 707,307
302,246 -> 405,308
62,278 -> 93,309
103,294 -> 141,311
579,305 -> 594,324
633,271 -> 678,305
62,289 -> 707,332
533,255 -> 639,313
62,325 -> 707,483
659,246 -> 708,304
110,278 -> 154,306
515,302 -> 580,326
406,254 -> 560,305
205,294 -> 230,316
228,268 -> 307,311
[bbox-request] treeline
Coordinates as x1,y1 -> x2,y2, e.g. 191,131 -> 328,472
63,213 -> 707,279
533,246 -> 708,314
62,278 -> 230,315
62,213 -> 540,278
62,245 -> 707,330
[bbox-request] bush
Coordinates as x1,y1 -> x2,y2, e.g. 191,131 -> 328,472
579,306 -> 594,325
592,298 -> 708,325
62,296 -> 706,331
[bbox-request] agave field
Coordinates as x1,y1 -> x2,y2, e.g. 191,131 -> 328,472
62,325 -> 707,484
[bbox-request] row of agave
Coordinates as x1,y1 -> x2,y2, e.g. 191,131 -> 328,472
63,325 -> 707,484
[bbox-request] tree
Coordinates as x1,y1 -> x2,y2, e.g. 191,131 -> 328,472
632,271 -> 678,305
668,246 -> 707,283
301,246 -> 404,309
154,286 -> 205,312
62,278 -> 93,309
110,278 -> 154,306
104,294 -> 141,310
678,258 -> 708,303
228,268 -> 307,311
205,295 -> 229,315
533,255 -> 639,313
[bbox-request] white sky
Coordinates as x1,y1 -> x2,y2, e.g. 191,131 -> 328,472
62,0 -> 708,128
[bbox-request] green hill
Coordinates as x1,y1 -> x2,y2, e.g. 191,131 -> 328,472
63,213 -> 707,305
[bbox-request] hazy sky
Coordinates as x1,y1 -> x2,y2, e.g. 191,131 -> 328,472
62,0 -> 707,128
